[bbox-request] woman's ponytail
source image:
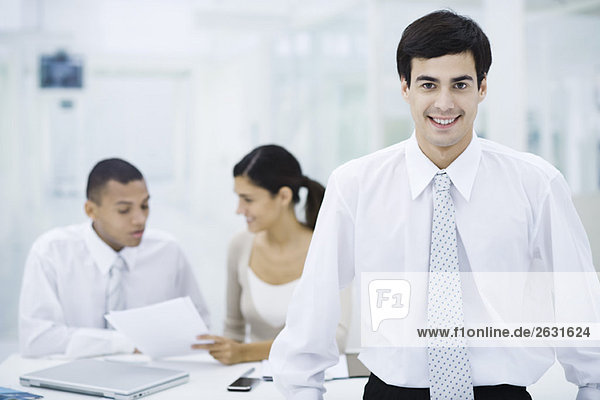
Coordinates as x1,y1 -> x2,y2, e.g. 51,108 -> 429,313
302,176 -> 325,230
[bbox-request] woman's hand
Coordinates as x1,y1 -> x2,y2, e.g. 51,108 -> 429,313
192,334 -> 245,365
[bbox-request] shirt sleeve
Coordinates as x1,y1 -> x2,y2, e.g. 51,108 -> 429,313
532,173 -> 600,396
335,285 -> 353,353
270,170 -> 356,400
18,248 -> 134,358
174,245 -> 211,330
223,234 -> 246,342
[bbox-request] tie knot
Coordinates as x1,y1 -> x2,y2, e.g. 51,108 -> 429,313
112,255 -> 127,272
434,172 -> 451,192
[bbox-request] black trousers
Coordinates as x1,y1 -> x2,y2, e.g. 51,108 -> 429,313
363,374 -> 532,400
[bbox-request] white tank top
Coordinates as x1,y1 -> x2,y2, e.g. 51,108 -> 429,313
247,267 -> 299,328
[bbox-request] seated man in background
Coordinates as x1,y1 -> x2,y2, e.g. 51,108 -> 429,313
19,158 -> 210,358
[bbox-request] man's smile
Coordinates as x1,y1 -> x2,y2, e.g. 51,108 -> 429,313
428,115 -> 460,129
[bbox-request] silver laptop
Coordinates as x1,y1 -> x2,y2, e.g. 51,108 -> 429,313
20,359 -> 189,400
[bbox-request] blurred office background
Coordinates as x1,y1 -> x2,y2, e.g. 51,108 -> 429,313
1,0 -> 599,386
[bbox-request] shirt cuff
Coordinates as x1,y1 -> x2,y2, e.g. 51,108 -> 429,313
288,388 -> 324,400
576,385 -> 600,400
110,331 -> 136,355
65,328 -> 135,358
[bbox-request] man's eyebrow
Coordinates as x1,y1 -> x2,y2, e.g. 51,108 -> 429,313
114,196 -> 150,206
415,75 -> 475,84
451,75 -> 474,82
415,75 -> 439,83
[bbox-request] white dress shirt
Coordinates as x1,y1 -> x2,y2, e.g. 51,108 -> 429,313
19,222 -> 210,358
269,133 -> 600,400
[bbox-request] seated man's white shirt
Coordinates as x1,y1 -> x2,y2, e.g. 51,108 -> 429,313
269,133 -> 600,400
19,222 -> 210,358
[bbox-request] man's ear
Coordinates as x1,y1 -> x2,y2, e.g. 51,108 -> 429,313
277,186 -> 293,207
85,200 -> 97,220
401,75 -> 410,102
478,74 -> 488,103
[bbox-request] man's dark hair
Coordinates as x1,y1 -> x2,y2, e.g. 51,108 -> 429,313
86,158 -> 144,204
396,10 -> 492,88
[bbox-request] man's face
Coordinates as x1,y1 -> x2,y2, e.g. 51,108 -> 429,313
401,52 -> 487,167
85,179 -> 150,251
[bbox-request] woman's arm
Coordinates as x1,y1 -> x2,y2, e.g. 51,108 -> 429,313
223,233 -> 249,342
192,335 -> 272,365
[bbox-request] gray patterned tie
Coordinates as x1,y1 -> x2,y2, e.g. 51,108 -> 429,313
427,171 -> 473,400
106,255 -> 127,327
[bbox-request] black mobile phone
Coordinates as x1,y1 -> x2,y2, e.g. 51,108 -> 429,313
226,377 -> 261,392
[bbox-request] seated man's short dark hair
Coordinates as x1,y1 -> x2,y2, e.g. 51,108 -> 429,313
396,9 -> 492,88
86,158 -> 144,204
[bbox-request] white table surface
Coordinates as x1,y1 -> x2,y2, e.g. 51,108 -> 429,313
0,353 -> 368,399
0,352 -> 580,399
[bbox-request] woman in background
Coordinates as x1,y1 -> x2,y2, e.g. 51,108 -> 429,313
193,144 -> 351,364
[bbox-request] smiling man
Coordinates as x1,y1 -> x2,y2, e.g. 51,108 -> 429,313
19,158 -> 210,358
404,52 -> 486,169
269,10 -> 600,400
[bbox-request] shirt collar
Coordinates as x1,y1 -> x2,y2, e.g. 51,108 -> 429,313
405,131 -> 482,201
84,222 -> 137,274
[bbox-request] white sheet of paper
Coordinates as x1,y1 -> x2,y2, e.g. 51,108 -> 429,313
260,359 -> 272,379
105,296 -> 209,359
261,354 -> 349,381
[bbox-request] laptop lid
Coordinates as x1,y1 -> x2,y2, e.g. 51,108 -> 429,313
346,353 -> 370,378
19,359 -> 189,400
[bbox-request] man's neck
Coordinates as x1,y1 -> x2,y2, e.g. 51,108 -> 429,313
416,131 -> 473,169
